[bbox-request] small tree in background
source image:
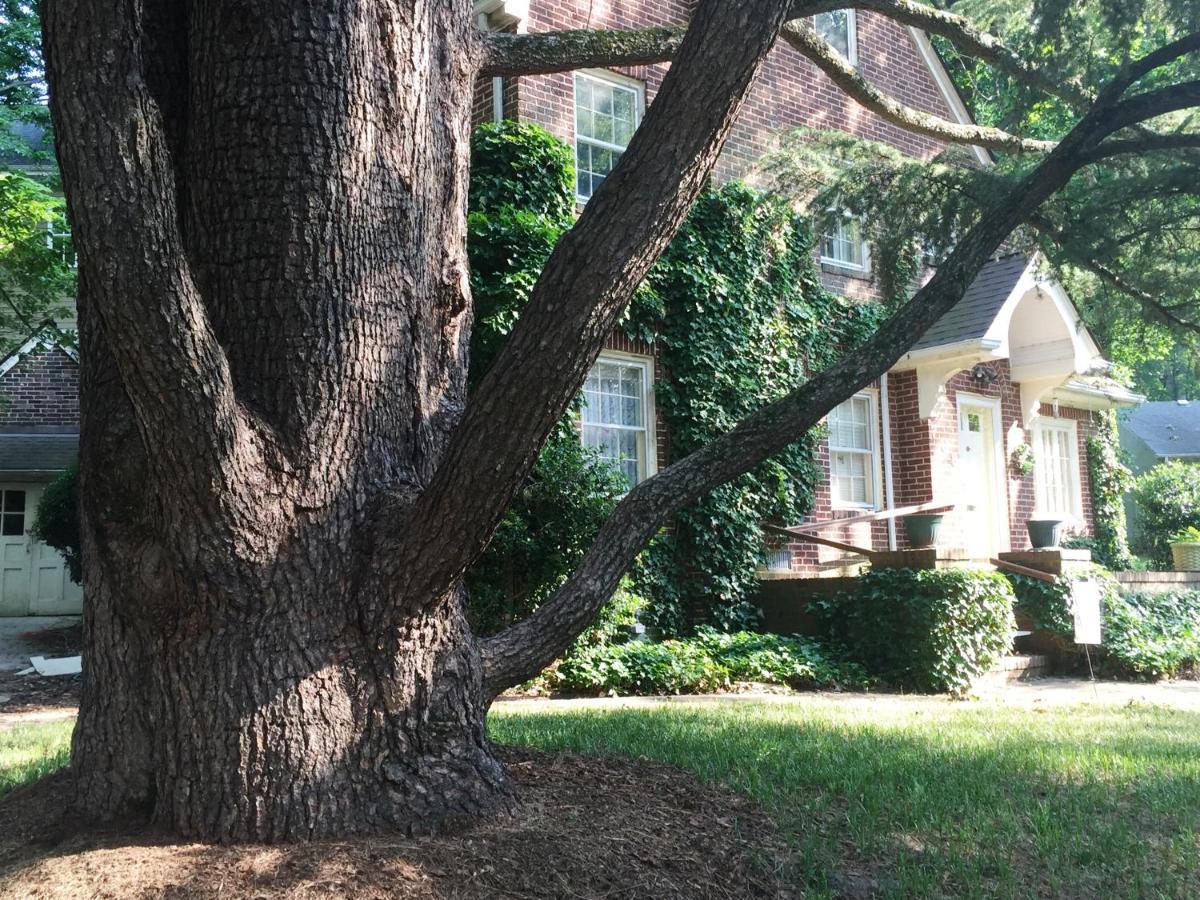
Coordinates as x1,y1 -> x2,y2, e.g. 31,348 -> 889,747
1131,461 -> 1200,567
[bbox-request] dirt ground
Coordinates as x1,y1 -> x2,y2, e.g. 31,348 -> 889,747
0,746 -> 791,900
0,618 -> 82,721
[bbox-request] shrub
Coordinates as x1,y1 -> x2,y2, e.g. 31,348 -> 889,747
1009,567 -> 1200,679
815,568 -> 1017,695
551,629 -> 867,696
1130,461 -> 1200,567
31,464 -> 81,584
1102,590 -> 1200,678
465,432 -> 627,636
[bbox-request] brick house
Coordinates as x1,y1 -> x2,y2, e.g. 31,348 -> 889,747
470,1 -> 1142,575
0,329 -> 82,615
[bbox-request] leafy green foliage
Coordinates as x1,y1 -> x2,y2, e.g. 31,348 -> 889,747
0,169 -> 75,351
464,122 -> 880,635
466,433 -> 626,636
551,628 -> 868,696
1102,590 -> 1200,678
816,569 -> 1017,695
1130,461 -> 1200,566
1083,412 -> 1134,570
30,463 -> 79,584
0,0 -> 50,161
1009,566 -> 1200,678
627,184 -> 882,633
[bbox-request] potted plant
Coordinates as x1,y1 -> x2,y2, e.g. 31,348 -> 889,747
1027,518 -> 1064,549
903,513 -> 944,549
1169,526 -> 1200,571
1011,442 -> 1035,477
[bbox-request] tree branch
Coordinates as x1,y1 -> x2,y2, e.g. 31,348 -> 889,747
1081,132 -> 1200,162
479,26 -> 685,77
393,0 -> 797,609
780,20 -> 1054,153
1106,81 -> 1200,134
823,0 -> 1093,108
1027,213 -> 1200,337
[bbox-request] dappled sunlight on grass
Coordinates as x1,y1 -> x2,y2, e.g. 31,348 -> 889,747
0,720 -> 71,799
490,700 -> 1200,898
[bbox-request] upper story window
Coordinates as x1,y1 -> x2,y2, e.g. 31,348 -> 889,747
574,71 -> 643,202
827,393 -> 878,509
815,9 -> 858,65
1032,417 -> 1082,519
582,353 -> 656,487
820,214 -> 869,271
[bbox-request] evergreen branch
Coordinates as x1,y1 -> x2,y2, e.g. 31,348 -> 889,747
780,20 -> 1054,153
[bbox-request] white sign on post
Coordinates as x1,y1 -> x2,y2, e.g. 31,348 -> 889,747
1069,580 -> 1103,645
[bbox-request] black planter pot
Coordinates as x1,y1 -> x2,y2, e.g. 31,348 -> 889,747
903,513 -> 944,549
1027,519 -> 1064,549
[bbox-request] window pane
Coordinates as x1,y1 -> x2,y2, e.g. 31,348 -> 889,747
2,513 -> 23,536
3,490 -> 24,513
815,10 -> 851,59
575,76 -> 641,200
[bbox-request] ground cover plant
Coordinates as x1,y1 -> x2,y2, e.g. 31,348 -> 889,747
815,568 -> 1017,694
549,628 -> 868,695
1008,569 -> 1200,679
492,700 -> 1200,899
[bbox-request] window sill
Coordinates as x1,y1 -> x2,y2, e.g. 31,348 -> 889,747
820,261 -> 872,280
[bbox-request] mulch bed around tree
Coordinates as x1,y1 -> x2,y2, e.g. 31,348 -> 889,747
0,747 -> 794,899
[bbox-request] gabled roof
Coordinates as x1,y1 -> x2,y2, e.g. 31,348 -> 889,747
0,326 -> 78,378
912,255 -> 1031,351
1120,401 -> 1200,459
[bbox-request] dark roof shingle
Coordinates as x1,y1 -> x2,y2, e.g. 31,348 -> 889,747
1121,401 -> 1200,458
912,255 -> 1031,351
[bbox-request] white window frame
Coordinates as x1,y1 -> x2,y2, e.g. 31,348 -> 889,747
826,390 -> 881,510
581,350 -> 658,486
814,9 -> 858,66
573,70 -> 645,204
1031,416 -> 1084,521
819,212 -> 870,272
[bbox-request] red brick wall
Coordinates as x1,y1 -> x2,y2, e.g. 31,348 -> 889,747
0,346 -> 80,429
788,361 -> 1101,574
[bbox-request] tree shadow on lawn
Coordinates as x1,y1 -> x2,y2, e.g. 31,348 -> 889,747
0,747 -> 793,899
488,701 -> 1200,899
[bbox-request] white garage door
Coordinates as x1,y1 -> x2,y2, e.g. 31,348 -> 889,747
0,483 -> 82,616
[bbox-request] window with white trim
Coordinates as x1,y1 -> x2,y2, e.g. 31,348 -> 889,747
814,9 -> 857,64
573,72 -> 643,202
827,393 -> 878,508
582,354 -> 655,487
1032,417 -> 1082,518
820,214 -> 868,270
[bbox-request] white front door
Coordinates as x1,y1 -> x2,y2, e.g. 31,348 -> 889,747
957,401 -> 1005,559
0,483 -> 82,616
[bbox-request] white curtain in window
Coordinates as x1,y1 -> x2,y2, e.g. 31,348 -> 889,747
583,360 -> 648,486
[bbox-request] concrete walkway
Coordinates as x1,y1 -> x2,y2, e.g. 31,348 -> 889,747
497,676 -> 1200,713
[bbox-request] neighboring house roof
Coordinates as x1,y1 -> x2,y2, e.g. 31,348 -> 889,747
1120,401 -> 1200,459
912,255 -> 1030,351
0,433 -> 77,474
0,327 -> 78,377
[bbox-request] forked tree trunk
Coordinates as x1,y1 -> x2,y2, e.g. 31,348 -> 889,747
47,0 -> 513,839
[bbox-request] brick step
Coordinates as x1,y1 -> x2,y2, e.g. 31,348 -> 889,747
973,654 -> 1049,688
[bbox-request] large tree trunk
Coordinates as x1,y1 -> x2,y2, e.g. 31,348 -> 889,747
47,0 -> 513,840
42,0 -> 795,841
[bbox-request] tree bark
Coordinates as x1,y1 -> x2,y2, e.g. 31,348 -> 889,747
46,0 -> 508,840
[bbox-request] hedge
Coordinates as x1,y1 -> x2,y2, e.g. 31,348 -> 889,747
814,568 -> 1017,695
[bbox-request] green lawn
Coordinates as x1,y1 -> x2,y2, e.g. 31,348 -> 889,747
491,700 -> 1200,899
5,702 -> 1199,898
0,720 -> 71,799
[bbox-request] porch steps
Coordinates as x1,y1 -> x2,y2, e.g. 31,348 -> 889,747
975,653 -> 1049,688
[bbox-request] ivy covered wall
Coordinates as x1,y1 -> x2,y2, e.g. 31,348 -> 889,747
464,121 -> 880,637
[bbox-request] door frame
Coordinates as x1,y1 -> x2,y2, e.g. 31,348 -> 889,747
955,392 -> 1010,556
